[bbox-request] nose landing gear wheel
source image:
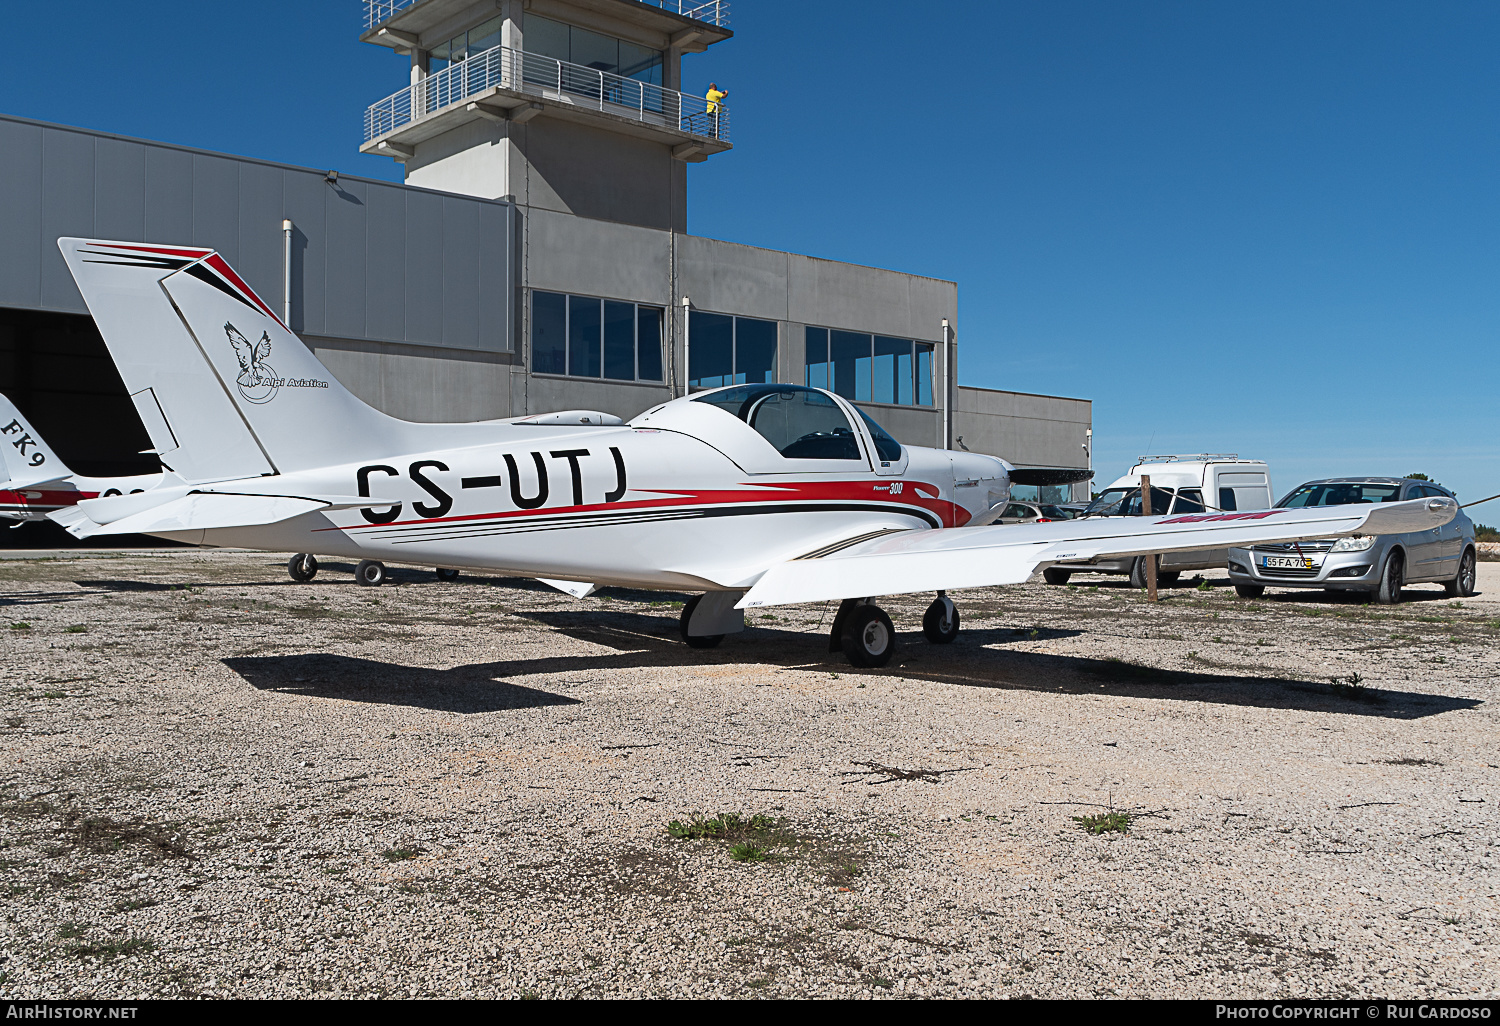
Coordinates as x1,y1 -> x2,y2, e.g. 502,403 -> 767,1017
287,553 -> 318,582
922,595 -> 959,644
678,594 -> 724,649
435,567 -> 460,582
842,604 -> 895,668
355,560 -> 388,587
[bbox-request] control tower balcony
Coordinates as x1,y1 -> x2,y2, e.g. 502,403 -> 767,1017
361,44 -> 731,162
363,1 -> 731,46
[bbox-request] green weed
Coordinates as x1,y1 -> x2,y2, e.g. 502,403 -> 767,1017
1073,811 -> 1132,835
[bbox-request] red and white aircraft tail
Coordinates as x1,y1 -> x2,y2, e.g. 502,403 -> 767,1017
57,239 -> 468,484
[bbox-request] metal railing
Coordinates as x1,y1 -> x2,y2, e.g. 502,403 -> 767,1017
635,0 -> 731,27
364,0 -> 412,28
364,44 -> 730,145
364,0 -> 730,30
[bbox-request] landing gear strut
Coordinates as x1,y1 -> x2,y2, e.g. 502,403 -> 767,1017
287,553 -> 318,582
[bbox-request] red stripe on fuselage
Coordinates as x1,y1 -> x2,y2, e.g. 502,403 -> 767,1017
0,489 -> 93,508
315,480 -> 968,533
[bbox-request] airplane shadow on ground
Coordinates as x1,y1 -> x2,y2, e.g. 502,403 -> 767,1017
220,608 -> 1481,721
0,589 -> 99,607
223,654 -> 583,713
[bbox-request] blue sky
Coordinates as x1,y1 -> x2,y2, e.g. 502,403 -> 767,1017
2,2 -> 1496,514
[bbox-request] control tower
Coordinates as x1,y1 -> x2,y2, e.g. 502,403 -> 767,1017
360,0 -> 733,232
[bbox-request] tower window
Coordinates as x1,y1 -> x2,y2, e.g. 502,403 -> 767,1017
430,16 -> 503,71
524,14 -> 663,85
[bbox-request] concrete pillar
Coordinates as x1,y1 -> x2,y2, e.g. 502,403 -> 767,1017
500,0 -> 522,50
664,48 -> 682,92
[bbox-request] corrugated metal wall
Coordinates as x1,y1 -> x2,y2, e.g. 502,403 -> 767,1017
0,115 -> 514,353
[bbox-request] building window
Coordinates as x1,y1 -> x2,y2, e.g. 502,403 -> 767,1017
531,291 -> 664,383
689,312 -> 777,391
805,327 -> 933,406
430,16 -> 503,71
524,15 -> 664,85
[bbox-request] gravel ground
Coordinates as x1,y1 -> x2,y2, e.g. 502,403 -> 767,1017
1,550 -> 1497,999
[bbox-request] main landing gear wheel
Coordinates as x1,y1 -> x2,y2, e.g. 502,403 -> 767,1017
922,594 -> 959,644
679,594 -> 724,649
1446,548 -> 1477,598
355,560 -> 388,587
435,567 -> 461,582
287,553 -> 318,582
841,604 -> 895,668
1042,567 -> 1071,586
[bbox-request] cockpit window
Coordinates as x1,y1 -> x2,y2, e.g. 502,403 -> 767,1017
695,385 -> 862,461
855,409 -> 903,463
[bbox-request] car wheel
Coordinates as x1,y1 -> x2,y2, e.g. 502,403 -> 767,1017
355,560 -> 388,587
1374,550 -> 1405,605
1446,548 -> 1477,598
287,553 -> 317,582
922,598 -> 959,644
1042,568 -> 1071,586
1128,556 -> 1155,589
1233,584 -> 1264,599
842,604 -> 895,668
435,567 -> 460,582
678,595 -> 723,649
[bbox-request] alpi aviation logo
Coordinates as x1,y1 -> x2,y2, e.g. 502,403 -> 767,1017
225,322 -> 328,404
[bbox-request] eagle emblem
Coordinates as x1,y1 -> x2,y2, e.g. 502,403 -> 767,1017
225,322 -> 279,403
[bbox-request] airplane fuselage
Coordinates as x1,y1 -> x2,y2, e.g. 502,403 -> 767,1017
166,426 -> 1009,592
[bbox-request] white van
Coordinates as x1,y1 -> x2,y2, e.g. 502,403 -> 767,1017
1045,455 -> 1274,587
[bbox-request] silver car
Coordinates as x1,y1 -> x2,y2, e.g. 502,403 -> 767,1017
1227,477 -> 1477,604
994,500 -> 1079,525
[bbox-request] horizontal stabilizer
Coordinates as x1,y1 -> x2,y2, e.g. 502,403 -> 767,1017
739,497 -> 1457,608
55,493 -> 330,539
1009,467 -> 1094,487
539,578 -> 599,598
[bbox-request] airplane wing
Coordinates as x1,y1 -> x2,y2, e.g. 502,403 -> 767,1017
738,497 -> 1456,608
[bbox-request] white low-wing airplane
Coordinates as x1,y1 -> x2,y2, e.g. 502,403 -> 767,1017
0,392 -> 162,524
49,238 -> 1456,666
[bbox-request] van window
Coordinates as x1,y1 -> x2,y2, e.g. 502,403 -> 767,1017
1174,489 -> 1205,514
1218,487 -> 1236,512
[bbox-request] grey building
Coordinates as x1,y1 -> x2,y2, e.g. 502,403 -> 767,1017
0,0 -> 1090,506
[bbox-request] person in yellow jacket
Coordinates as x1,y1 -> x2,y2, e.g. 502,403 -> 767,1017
705,82 -> 728,134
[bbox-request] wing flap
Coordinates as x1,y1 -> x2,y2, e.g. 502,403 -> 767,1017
739,497 -> 1456,608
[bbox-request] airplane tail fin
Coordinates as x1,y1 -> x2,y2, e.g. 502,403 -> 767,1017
59,239 -> 418,482
0,392 -> 73,488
